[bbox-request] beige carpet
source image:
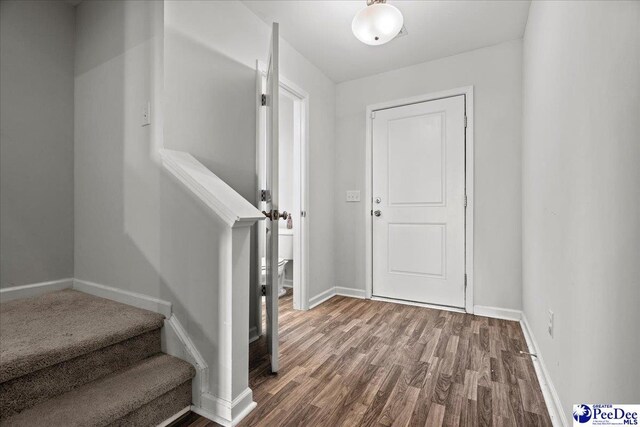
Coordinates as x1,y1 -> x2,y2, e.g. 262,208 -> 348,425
2,354 -> 194,427
0,289 -> 164,383
0,289 -> 194,425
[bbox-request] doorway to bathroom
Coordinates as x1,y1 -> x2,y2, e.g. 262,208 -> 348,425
255,62 -> 310,342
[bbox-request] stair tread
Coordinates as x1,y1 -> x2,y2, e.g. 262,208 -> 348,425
0,289 -> 165,383
2,353 -> 195,427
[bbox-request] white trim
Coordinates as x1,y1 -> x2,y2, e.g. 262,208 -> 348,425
162,315 -> 209,408
156,406 -> 190,427
73,279 -> 172,318
160,149 -> 264,228
308,287 -> 337,309
372,296 -> 466,313
194,388 -> 256,427
308,286 -> 366,309
335,286 -> 366,299
248,326 -> 259,343
473,305 -> 522,321
0,278 -> 73,302
520,313 -> 567,427
364,86 -> 475,313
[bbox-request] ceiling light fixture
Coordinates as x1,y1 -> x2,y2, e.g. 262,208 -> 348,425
352,0 -> 404,46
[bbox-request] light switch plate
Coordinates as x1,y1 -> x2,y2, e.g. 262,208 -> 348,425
346,191 -> 360,202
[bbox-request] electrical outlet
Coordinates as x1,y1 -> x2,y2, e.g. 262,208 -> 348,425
346,190 -> 360,202
547,309 -> 554,337
142,101 -> 151,127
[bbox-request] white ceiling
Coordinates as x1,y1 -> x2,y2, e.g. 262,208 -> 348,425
242,0 -> 531,83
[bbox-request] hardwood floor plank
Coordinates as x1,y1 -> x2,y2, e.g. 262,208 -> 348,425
359,364 -> 403,426
443,382 -> 464,427
389,386 -> 421,427
425,403 -> 446,427
463,369 -> 478,401
477,385 -> 493,427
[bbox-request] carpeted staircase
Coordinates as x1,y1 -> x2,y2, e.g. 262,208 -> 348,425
0,289 -> 195,426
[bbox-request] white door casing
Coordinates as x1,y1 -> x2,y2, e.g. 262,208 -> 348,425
372,95 -> 466,308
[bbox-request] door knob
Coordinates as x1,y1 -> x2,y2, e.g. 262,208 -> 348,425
262,210 -> 288,220
374,210 -> 381,217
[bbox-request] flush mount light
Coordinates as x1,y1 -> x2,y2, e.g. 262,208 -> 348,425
352,0 -> 404,46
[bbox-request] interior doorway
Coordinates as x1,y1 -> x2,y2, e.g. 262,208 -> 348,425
255,63 -> 310,340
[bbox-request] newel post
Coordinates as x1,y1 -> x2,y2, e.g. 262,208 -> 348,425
215,220 -> 257,423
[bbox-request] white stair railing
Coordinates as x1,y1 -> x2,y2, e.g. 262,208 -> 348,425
160,148 -> 263,423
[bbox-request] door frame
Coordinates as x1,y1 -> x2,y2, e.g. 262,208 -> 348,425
364,86 -> 474,314
256,61 -> 310,329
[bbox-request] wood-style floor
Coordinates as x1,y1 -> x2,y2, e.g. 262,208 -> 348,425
174,290 -> 552,427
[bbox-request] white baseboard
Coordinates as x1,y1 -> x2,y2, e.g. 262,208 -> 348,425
520,313 -> 567,427
335,286 -> 366,299
308,286 -> 367,309
0,278 -> 73,302
73,279 -> 172,317
308,287 -> 336,309
249,326 -> 260,343
195,388 -> 256,426
474,305 -> 522,321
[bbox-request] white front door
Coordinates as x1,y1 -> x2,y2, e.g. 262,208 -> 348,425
372,95 -> 466,308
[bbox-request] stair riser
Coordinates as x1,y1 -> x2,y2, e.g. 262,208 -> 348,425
0,329 -> 161,419
107,380 -> 192,427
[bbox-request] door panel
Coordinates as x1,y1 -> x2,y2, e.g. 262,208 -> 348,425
372,96 -> 465,308
388,223 -> 444,277
264,23 -> 280,373
388,113 -> 444,205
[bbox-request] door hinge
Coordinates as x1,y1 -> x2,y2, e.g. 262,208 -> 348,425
260,189 -> 267,202
261,284 -> 267,296
464,115 -> 467,128
370,111 -> 376,119
464,274 -> 468,290
464,194 -> 468,208
261,94 -> 267,106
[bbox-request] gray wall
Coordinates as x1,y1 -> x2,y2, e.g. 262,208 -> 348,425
74,0 -> 229,392
334,40 -> 523,309
0,0 -> 75,288
522,1 -> 640,421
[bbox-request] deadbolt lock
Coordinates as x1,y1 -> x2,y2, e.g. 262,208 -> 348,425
375,197 -> 381,204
